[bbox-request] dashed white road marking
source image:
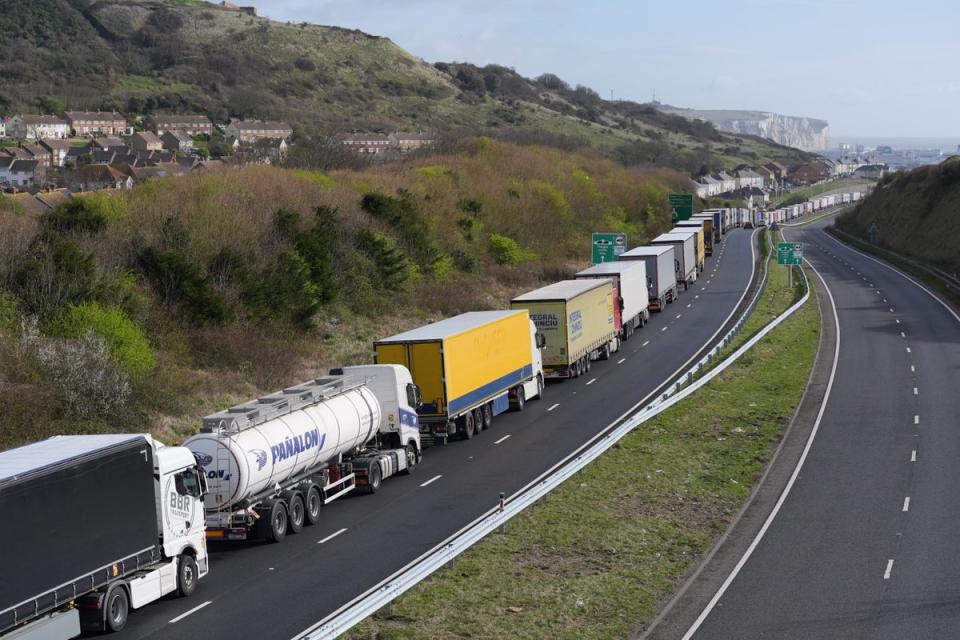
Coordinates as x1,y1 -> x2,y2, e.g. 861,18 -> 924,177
890,308 -> 895,313
687,303 -> 692,308
547,403 -> 560,412
642,340 -> 650,347
617,357 -> 626,364
906,347 -> 912,353
318,528 -> 348,544
914,415 -> 920,425
884,559 -> 894,580
695,295 -> 700,299
676,314 -> 682,319
913,387 -> 918,396
494,434 -> 511,444
896,319 -> 900,324
420,475 -> 442,487
901,332 -> 906,338
911,450 -> 917,462
661,326 -> 668,332
169,601 -> 212,624
586,378 -> 596,386
902,497 -> 911,512
911,365 -> 916,372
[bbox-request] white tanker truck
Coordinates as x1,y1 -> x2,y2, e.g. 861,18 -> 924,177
185,366 -> 421,543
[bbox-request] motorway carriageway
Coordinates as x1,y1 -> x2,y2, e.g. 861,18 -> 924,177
117,228 -> 758,640
688,217 -> 960,639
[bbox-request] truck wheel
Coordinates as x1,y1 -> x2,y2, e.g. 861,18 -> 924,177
462,412 -> 475,439
585,356 -> 592,372
176,556 -> 199,597
263,501 -> 287,543
536,375 -> 544,400
366,462 -> 382,493
305,485 -> 322,525
513,386 -> 525,411
473,407 -> 485,433
600,343 -> 610,360
105,583 -> 129,632
401,443 -> 418,475
482,402 -> 493,428
287,493 -> 305,534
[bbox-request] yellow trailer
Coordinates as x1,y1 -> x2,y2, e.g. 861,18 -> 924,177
375,310 -> 543,443
511,279 -> 616,379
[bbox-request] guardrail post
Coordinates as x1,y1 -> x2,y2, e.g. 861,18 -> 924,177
498,492 -> 506,534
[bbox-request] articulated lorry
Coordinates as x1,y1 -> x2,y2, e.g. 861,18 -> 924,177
671,227 -> 704,274
186,371 -> 421,542
677,219 -> 712,257
511,279 -> 617,379
618,245 -> 676,311
0,435 -> 208,639
575,260 -> 650,340
375,310 -> 544,444
650,231 -> 697,290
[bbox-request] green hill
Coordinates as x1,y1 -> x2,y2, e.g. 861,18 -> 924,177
835,159 -> 960,275
0,0 -> 810,173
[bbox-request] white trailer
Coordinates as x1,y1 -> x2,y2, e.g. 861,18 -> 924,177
618,245 -> 677,311
575,260 -> 650,338
650,231 -> 697,290
186,371 -> 421,543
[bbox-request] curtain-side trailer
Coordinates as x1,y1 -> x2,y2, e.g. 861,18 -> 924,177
575,260 -> 650,339
618,245 -> 676,311
651,231 -> 697,290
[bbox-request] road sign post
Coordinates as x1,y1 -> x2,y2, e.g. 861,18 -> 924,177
669,193 -> 694,222
776,241 -> 803,288
591,232 -> 628,264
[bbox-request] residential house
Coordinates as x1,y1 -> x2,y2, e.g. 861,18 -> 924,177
0,159 -> 40,187
39,138 -> 72,167
77,164 -> 134,190
251,137 -> 288,163
91,149 -> 117,164
35,188 -> 71,210
735,168 -> 764,189
7,115 -> 69,140
92,137 -> 125,150
695,175 -> 723,197
129,131 -> 163,152
339,133 -> 392,154
691,179 -> 709,199
789,160 -> 829,185
225,120 -> 293,143
220,1 -> 257,14
764,161 -> 788,183
162,130 -> 194,153
715,172 -> 737,193
150,114 -> 213,137
20,143 -> 52,168
752,165 -> 776,184
742,186 -> 769,208
389,131 -> 437,153
853,164 -> 886,180
112,150 -> 141,167
0,156 -> 14,185
141,150 -> 176,165
66,111 -> 129,137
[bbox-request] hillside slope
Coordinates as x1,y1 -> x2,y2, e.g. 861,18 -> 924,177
835,158 -> 960,273
0,0 -> 810,172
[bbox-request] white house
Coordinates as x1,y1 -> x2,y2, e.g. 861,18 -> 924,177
715,171 -> 737,193
0,158 -> 39,187
735,168 -> 764,189
7,115 -> 69,140
696,175 -> 723,197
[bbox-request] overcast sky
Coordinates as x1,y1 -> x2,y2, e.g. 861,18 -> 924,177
255,0 -> 960,139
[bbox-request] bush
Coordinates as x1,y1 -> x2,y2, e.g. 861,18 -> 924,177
489,233 -> 536,265
360,192 -> 448,274
357,229 -> 416,290
13,237 -> 97,318
47,303 -> 156,379
243,249 -> 320,325
41,194 -> 126,234
0,292 -> 17,332
138,247 -> 230,324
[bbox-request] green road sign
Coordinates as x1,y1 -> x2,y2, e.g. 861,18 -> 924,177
777,242 -> 803,266
669,193 -> 694,222
592,232 -> 628,264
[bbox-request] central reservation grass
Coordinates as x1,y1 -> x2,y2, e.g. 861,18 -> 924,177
347,231 -> 821,639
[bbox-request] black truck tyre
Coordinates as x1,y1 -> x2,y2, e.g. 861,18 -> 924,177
461,412 -> 475,440
366,461 -> 382,493
473,407 -> 484,432
513,386 -> 525,411
482,402 -> 493,427
305,485 -> 322,525
177,555 -> 198,597
401,443 -> 418,475
105,583 -> 129,632
287,493 -> 305,534
258,500 -> 287,543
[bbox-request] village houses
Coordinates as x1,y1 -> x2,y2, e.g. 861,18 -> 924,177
66,111 -> 129,137
129,131 -> 164,152
161,130 -> 194,153
225,120 -> 293,143
150,114 -> 213,137
7,115 -> 69,140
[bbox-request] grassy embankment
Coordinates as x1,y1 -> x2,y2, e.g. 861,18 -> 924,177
346,231 -> 820,639
0,138 -> 696,450
769,178 -> 873,208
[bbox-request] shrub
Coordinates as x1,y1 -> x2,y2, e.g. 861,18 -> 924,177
489,233 -> 536,265
357,229 -> 415,291
47,303 -> 156,379
138,247 -> 229,324
13,237 -> 97,318
243,249 -> 320,325
42,194 -> 124,234
0,292 -> 17,332
359,192 -> 448,274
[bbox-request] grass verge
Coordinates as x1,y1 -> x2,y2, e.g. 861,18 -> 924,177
346,232 -> 820,639
825,226 -> 960,309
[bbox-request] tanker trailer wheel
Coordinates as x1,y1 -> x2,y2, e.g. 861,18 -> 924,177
176,555 -> 198,597
104,582 -> 129,632
287,493 -> 305,534
305,485 -> 322,525
473,407 -> 485,433
401,443 -> 418,475
256,500 -> 288,543
482,402 -> 493,427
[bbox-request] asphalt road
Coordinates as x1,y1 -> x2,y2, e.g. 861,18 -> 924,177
689,217 -> 960,639
114,228 -> 757,640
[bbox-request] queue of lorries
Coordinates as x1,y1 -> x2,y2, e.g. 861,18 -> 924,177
0,194 -> 858,640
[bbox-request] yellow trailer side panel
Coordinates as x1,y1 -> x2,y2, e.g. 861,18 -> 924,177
443,311 -> 532,408
375,342 -> 447,416
568,281 -> 616,360
691,227 -> 705,267
510,301 -> 567,367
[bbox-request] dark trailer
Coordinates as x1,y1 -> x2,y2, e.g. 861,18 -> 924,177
0,435 -> 160,634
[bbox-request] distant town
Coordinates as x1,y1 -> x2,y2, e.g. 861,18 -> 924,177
0,110 -> 437,211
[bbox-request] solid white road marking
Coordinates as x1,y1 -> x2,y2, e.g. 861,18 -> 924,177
903,497 -> 911,512
547,403 -> 560,412
911,450 -> 917,462
617,358 -> 626,364
884,559 -> 894,580
169,601 -> 212,624
642,340 -> 650,347
317,528 -> 348,544
494,435 -> 511,444
586,378 -> 596,386
420,475 -> 442,487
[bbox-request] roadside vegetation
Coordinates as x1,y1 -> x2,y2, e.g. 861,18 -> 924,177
768,178 -> 872,208
346,232 -> 820,639
0,137 -> 696,449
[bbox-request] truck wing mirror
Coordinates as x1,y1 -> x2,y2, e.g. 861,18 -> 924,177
536,333 -> 546,348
